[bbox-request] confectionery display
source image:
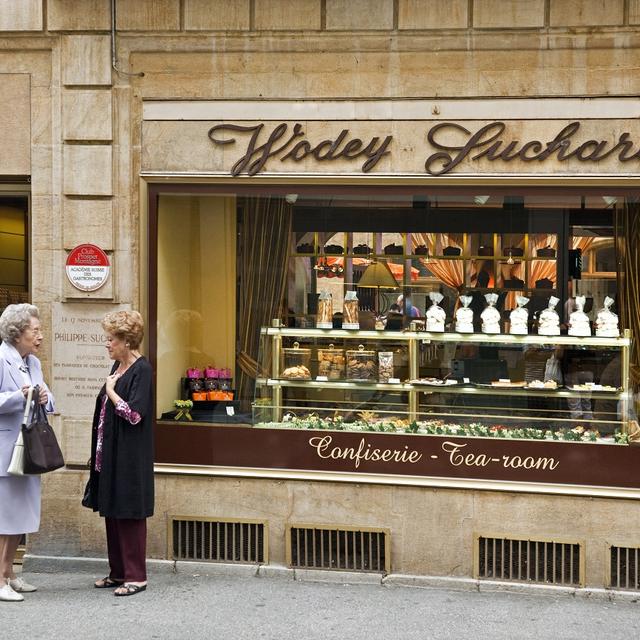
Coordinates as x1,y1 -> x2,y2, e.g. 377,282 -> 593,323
384,243 -> 404,255
478,245 -> 494,256
490,380 -> 526,388
443,246 -> 461,256
568,295 -> 591,337
342,290 -> 360,329
282,342 -> 311,379
316,291 -> 333,329
426,292 -> 446,332
568,382 -> 618,393
538,296 -> 560,336
411,378 -> 457,386
323,244 -> 343,254
503,246 -> 524,257
281,365 -> 311,379
353,243 -> 372,255
346,345 -> 377,381
378,352 -> 394,382
455,295 -> 474,333
414,245 -> 428,255
595,296 -> 619,337
509,296 -> 529,335
296,242 -> 314,254
526,380 -> 558,390
536,245 -> 556,257
481,293 -> 501,334
317,345 -> 345,380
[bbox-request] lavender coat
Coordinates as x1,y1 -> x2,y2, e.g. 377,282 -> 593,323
0,340 -> 55,534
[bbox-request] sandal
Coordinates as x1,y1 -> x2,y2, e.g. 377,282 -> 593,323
114,583 -> 147,597
94,576 -> 124,589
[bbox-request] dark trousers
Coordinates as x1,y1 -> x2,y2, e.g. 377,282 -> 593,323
105,517 -> 147,582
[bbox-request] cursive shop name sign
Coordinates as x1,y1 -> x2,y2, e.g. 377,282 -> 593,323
207,121 -> 640,176
307,435 -> 560,473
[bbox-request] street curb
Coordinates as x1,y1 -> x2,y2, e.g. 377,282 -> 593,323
21,554 -> 640,601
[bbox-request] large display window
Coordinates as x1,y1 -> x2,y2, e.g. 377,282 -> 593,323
151,185 -> 640,490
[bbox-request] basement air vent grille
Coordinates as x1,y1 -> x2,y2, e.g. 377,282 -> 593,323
610,546 -> 640,590
288,525 -> 389,573
476,535 -> 583,587
170,518 -> 267,564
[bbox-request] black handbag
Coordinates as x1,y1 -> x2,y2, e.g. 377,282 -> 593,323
22,386 -> 65,474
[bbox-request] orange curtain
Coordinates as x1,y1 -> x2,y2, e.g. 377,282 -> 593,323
414,233 -> 464,290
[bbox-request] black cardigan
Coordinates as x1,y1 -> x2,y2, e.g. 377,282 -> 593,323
86,357 -> 154,519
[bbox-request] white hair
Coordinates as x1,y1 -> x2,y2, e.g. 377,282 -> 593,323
0,303 -> 39,345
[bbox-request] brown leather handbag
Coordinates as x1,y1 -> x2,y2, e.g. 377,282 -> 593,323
22,386 -> 64,474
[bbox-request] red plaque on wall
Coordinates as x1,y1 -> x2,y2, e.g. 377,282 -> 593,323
65,244 -> 110,292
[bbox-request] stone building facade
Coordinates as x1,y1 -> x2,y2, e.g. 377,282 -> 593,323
2,0 -> 640,588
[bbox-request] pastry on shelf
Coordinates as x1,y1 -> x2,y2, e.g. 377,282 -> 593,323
490,380 -> 526,388
526,379 -> 558,390
535,277 -> 554,289
414,244 -> 428,255
281,365 -> 311,380
443,246 -> 462,256
478,245 -> 494,256
323,244 -> 344,254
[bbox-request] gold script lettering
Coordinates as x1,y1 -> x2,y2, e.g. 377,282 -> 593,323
443,441 -> 559,472
308,436 -> 423,470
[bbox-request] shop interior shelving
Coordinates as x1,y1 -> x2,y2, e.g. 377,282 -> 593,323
255,325 -> 631,431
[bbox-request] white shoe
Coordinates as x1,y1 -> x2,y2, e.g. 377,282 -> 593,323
0,579 -> 24,602
9,576 -> 37,593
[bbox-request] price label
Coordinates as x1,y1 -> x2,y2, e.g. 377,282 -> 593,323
316,376 -> 329,382
226,406 -> 235,416
388,378 -> 401,384
463,377 -> 470,384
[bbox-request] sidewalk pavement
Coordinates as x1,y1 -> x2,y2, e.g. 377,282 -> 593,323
2,562 -> 639,640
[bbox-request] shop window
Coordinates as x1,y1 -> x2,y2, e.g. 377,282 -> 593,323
0,195 -> 29,313
154,188 -> 635,461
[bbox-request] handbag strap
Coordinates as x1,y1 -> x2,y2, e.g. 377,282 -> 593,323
21,386 -> 34,427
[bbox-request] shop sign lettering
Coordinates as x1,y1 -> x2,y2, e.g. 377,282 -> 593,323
307,435 -> 559,473
208,121 -> 640,176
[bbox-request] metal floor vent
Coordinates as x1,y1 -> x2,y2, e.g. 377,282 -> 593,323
288,525 -> 389,573
476,535 -> 583,587
171,518 -> 267,564
610,546 -> 640,590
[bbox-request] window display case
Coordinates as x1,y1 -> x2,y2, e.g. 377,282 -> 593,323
254,323 -> 632,440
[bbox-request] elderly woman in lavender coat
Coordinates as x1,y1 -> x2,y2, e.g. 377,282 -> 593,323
0,304 -> 54,603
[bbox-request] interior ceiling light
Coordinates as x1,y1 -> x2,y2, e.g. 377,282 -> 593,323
474,195 -> 490,205
602,196 -> 618,207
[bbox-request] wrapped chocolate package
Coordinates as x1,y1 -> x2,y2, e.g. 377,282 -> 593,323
509,296 -> 529,335
595,296 -> 619,337
342,290 -> 360,330
481,293 -> 501,334
568,295 -> 591,337
318,344 -> 345,380
316,290 -> 333,329
426,292 -> 446,332
538,296 -> 560,336
455,295 -> 474,333
378,352 -> 394,382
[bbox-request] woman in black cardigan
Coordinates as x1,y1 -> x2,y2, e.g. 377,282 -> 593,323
85,311 -> 154,597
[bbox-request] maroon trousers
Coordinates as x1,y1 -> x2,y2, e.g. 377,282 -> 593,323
105,517 -> 147,582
